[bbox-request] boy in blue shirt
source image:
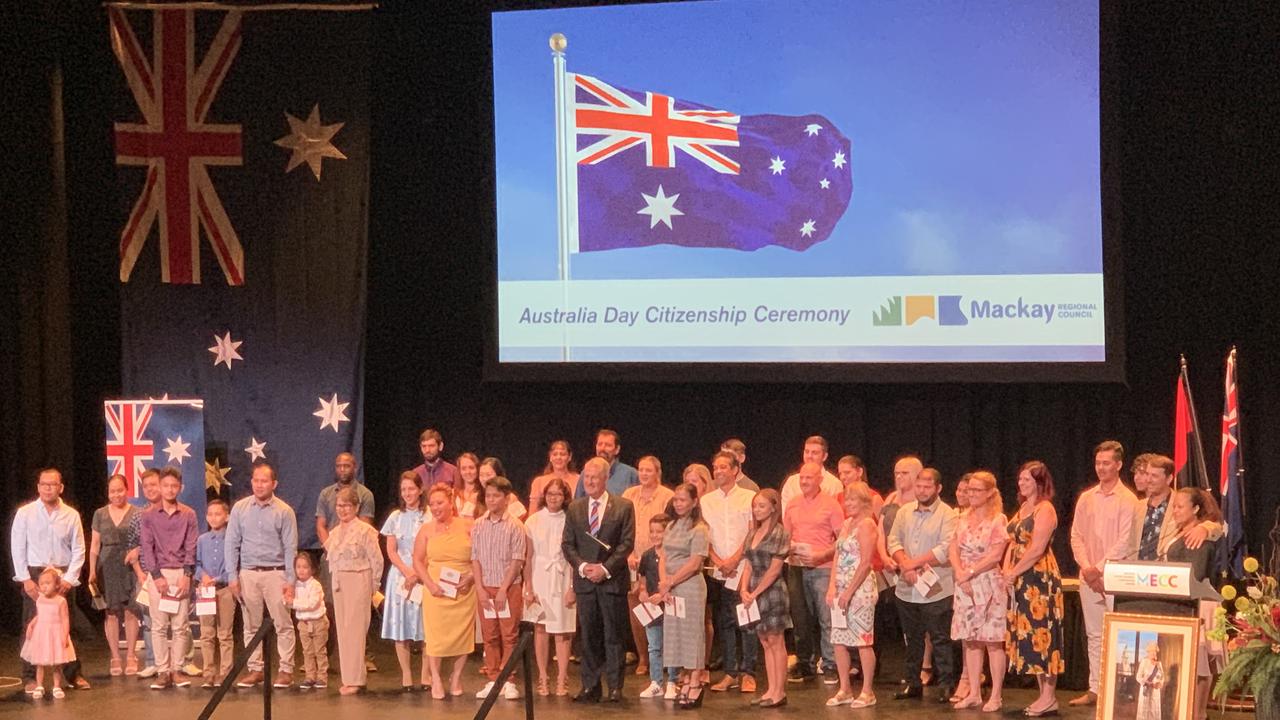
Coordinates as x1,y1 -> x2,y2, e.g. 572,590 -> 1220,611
195,500 -> 235,688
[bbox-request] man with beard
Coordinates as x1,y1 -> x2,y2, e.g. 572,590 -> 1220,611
413,429 -> 460,490
574,429 -> 639,498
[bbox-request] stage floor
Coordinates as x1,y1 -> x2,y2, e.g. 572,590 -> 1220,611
0,634 -> 1161,720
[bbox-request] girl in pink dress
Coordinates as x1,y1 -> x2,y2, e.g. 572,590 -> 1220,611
23,568 -> 77,700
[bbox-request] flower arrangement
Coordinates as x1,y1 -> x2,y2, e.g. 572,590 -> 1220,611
1209,556 -> 1280,719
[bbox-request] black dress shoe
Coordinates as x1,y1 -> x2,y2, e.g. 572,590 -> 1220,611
893,686 -> 923,700
605,688 -> 623,703
572,688 -> 601,703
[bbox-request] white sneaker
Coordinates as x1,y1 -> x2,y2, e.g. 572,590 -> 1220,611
502,682 -> 520,700
137,666 -> 159,679
664,682 -> 679,700
475,681 -> 495,699
639,681 -> 663,698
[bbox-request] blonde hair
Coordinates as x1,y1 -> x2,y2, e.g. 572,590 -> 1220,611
682,463 -> 712,495
966,471 -> 1003,516
842,480 -> 872,513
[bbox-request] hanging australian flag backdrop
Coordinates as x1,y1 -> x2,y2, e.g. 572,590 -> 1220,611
105,399 -> 206,527
567,71 -> 853,253
110,5 -> 372,548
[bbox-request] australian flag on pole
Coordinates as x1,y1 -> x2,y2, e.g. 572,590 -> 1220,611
105,399 -> 206,527
565,72 -> 852,253
109,6 -> 371,548
1217,349 -> 1246,577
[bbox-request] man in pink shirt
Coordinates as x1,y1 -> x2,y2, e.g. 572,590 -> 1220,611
1068,440 -> 1139,706
783,462 -> 844,683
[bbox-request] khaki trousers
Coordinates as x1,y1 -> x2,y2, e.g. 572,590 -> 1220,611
239,569 -> 296,674
149,568 -> 192,674
333,569 -> 372,687
296,617 -> 331,682
199,586 -> 236,681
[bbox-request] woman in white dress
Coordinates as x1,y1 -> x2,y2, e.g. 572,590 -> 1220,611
381,471 -> 429,690
1135,643 -> 1164,720
522,477 -> 575,696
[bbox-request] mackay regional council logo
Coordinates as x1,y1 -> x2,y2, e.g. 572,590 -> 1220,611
872,295 -> 967,327
873,295 -> 1078,327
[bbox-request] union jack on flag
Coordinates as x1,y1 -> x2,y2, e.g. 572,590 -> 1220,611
104,399 -> 206,523
572,72 -> 741,174
111,8 -> 246,285
1218,348 -> 1246,575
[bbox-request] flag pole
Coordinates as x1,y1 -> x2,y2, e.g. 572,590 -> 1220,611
551,33 -> 571,361
1179,354 -> 1211,490
1231,346 -> 1249,553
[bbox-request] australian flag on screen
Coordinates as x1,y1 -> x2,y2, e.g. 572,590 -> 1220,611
105,399 -> 207,529
568,71 -> 853,253
109,7 -> 371,548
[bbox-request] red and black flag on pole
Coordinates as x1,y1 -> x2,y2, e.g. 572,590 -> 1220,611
1173,356 -> 1211,490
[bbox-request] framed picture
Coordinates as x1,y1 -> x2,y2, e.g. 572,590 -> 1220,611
1099,612 -> 1200,720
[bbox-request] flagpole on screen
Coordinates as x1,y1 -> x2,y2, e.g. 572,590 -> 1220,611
551,33 -> 572,361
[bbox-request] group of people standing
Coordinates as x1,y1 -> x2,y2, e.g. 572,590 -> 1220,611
10,431 -> 1223,720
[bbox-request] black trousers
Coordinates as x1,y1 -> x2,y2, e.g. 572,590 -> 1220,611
895,595 -> 957,690
21,566 -> 84,683
576,589 -> 628,692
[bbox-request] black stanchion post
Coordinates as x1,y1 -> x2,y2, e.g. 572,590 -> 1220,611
197,620 -> 274,720
263,625 -> 273,720
473,620 -> 537,720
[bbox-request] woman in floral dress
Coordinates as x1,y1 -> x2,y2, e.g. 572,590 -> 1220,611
949,471 -> 1009,711
1001,461 -> 1065,716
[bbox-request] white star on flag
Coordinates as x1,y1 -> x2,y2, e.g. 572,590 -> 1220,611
637,185 -> 684,230
805,123 -> 822,137
273,104 -> 348,181
832,150 -> 847,169
820,178 -> 831,189
800,219 -> 817,238
208,331 -> 243,370
163,436 -> 191,464
769,156 -> 786,175
313,393 -> 350,433
244,437 -> 268,462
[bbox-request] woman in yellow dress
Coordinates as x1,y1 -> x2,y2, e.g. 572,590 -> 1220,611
413,482 -> 477,699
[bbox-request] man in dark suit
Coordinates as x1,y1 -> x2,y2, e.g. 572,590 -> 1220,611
562,456 -> 635,703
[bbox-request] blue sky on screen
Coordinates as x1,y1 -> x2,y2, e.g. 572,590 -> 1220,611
493,0 -> 1100,281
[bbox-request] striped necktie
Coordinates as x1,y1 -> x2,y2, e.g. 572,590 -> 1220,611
589,499 -> 601,536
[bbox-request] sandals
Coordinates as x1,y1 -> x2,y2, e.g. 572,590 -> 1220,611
110,659 -> 123,676
850,693 -> 877,708
982,700 -> 1002,713
955,696 -> 983,710
826,691 -> 856,706
1024,701 -> 1060,717
125,658 -> 139,676
536,678 -> 549,697
31,687 -> 45,700
52,687 -> 66,700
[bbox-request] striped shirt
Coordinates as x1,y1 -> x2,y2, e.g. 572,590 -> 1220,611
470,513 -> 527,586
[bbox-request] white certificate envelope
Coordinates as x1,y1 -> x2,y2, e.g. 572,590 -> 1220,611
200,585 -> 217,599
735,601 -> 761,627
664,602 -> 677,617
913,575 -> 937,598
396,585 -> 410,600
829,603 -> 849,629
724,559 -> 747,591
920,565 -> 940,586
136,586 -> 150,607
439,567 -> 462,584
158,596 -> 181,614
195,598 -> 217,616
629,568 -> 639,584
632,602 -> 660,627
497,604 -> 512,619
409,584 -> 424,605
438,582 -> 458,599
482,605 -> 497,619
675,596 -> 687,618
